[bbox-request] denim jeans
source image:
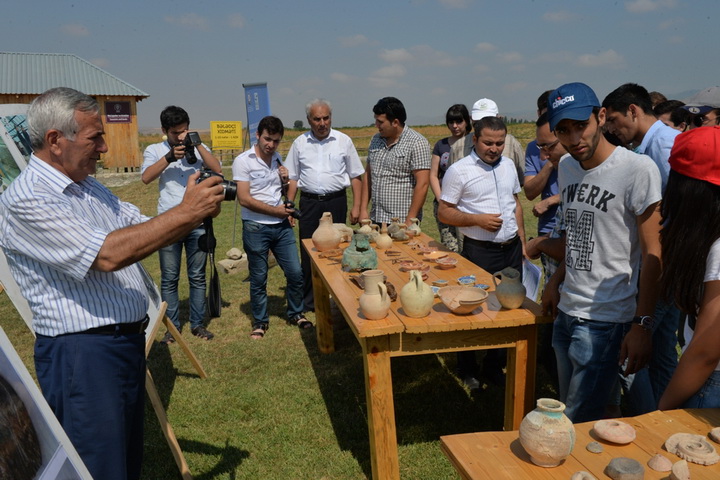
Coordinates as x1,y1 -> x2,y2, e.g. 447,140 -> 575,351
242,219 -> 304,327
159,226 -> 207,330
552,310 -> 627,422
684,370 -> 720,408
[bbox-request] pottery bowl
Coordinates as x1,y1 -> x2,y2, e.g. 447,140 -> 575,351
399,262 -> 430,273
423,251 -> 448,260
435,256 -> 458,269
438,286 -> 488,314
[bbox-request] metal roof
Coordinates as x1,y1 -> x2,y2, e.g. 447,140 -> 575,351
0,52 -> 149,99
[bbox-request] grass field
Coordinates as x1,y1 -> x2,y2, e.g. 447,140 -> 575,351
1,123 -> 553,479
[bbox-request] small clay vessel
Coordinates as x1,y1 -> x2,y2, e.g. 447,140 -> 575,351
492,267 -> 526,309
408,217 -> 421,236
647,454 -> 672,472
341,233 -> 378,272
593,419 -> 636,444
604,457 -> 644,480
359,269 -> 391,320
665,432 -> 720,465
312,212 -> 341,251
669,460 -> 690,480
333,223 -> 354,242
375,223 -> 394,250
358,218 -> 373,235
387,217 -> 401,236
399,270 -> 434,318
518,398 -> 575,467
369,224 -> 380,244
391,224 -> 409,241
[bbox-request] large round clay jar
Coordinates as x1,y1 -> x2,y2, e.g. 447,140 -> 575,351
399,270 -> 434,318
312,212 -> 341,252
359,270 -> 391,320
519,398 -> 576,467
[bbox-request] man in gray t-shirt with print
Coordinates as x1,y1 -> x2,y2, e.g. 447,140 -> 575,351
541,82 -> 663,422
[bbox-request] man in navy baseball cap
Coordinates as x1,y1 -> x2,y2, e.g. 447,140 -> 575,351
546,82 -> 601,132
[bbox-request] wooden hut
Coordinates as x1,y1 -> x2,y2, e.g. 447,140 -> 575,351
0,52 -> 149,171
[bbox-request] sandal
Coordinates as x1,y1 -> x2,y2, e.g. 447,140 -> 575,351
160,331 -> 176,344
289,314 -> 313,330
250,324 -> 268,340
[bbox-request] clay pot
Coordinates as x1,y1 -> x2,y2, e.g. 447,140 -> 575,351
358,219 -> 373,235
312,212 -> 341,252
399,270 -> 434,318
387,217 -> 401,236
518,398 -> 576,467
408,217 -> 421,236
359,270 -> 391,320
492,267 -> 526,309
376,223 -> 394,250
369,224 -> 380,244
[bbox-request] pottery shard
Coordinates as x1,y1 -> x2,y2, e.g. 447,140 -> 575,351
647,453 -> 673,472
586,441 -> 604,454
570,471 -> 598,480
669,459 -> 690,480
665,432 -> 720,465
710,426 -> 720,444
604,457 -> 644,480
593,419 -> 637,444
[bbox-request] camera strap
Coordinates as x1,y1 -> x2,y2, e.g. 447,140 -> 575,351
199,217 -> 222,318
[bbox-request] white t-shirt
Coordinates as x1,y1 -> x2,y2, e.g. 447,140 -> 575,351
557,146 -> 662,322
683,238 -> 720,371
232,148 -> 284,224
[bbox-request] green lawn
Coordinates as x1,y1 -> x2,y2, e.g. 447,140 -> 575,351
0,124 -> 555,479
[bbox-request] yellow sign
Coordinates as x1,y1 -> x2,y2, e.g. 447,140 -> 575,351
210,121 -> 243,149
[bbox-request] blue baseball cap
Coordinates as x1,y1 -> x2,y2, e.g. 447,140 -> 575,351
547,82 -> 601,131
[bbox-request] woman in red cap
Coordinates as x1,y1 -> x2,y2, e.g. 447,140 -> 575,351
658,126 -> 720,410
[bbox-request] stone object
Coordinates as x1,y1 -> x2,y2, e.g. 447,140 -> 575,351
593,419 -> 637,445
438,286 -> 488,315
341,233 -> 377,272
359,270 -> 391,320
669,460 -> 690,480
604,457 -> 644,480
647,454 -> 672,472
312,212 -> 342,252
217,257 -> 248,274
375,223 -> 393,250
399,270 -> 434,318
586,441 -> 604,454
518,398 -> 576,467
665,432 -> 720,465
709,426 -> 720,444
571,472 -> 598,480
226,247 -> 244,260
492,267 -> 526,309
333,223 -> 354,243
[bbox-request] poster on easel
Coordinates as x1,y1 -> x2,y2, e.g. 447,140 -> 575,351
0,104 -> 31,193
0,326 -> 92,479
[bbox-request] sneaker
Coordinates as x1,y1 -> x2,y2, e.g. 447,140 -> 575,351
462,376 -> 481,391
191,326 -> 215,340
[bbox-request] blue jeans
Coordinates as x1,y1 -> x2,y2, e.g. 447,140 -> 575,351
159,227 -> 207,330
684,370 -> 720,408
552,310 -> 627,422
242,219 -> 304,327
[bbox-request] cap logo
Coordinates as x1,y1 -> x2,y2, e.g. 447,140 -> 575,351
688,106 -> 701,114
552,95 -> 575,109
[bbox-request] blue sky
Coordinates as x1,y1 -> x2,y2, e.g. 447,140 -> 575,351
2,0 -> 716,130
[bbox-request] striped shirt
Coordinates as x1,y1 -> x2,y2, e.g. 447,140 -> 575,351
0,156 -> 151,336
367,125 -> 431,224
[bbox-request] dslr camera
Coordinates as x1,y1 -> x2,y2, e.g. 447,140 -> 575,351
197,168 -> 237,202
182,131 -> 203,164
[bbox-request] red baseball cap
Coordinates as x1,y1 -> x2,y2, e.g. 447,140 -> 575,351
669,126 -> 720,185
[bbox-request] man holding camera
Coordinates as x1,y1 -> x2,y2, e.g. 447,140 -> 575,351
142,105 -> 222,342
232,116 -> 308,339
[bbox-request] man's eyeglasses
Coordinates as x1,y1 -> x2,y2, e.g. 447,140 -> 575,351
537,139 -> 560,152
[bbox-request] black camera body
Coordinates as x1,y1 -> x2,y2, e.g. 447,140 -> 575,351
197,168 -> 237,202
183,131 -> 202,164
285,200 -> 301,219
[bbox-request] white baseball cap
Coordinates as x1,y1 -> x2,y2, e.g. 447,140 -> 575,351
471,98 -> 499,120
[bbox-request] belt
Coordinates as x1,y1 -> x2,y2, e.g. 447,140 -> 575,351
80,315 -> 150,335
465,235 -> 519,249
300,190 -> 346,201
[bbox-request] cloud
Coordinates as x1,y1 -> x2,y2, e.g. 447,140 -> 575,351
331,72 -> 354,83
61,24 -> 90,36
378,45 -> 461,67
496,51 -> 524,63
625,0 -> 677,13
164,13 -> 210,30
474,42 -> 497,53
535,51 -> 576,64
473,64 -> 490,74
576,49 -> 625,68
372,65 -> 407,78
89,58 -> 110,69
379,48 -> 414,63
227,14 -> 245,28
667,35 -> 683,44
542,10 -> 580,22
339,34 -> 369,47
438,0 -> 470,8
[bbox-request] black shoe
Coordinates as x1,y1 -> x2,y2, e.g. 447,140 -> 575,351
191,326 -> 215,340
160,331 -> 176,344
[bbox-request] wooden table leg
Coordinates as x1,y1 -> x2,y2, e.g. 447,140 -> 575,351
362,336 -> 399,480
504,325 -> 537,430
312,261 -> 334,353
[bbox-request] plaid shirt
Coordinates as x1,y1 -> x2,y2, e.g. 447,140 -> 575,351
367,125 -> 431,223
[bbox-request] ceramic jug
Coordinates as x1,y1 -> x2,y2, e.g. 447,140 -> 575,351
399,270 -> 434,318
369,224 -> 380,244
358,219 -> 373,235
492,267 -> 526,309
359,270 -> 391,320
312,212 -> 341,251
387,217 -> 401,236
519,398 -> 575,467
408,217 -> 422,236
375,223 -> 393,250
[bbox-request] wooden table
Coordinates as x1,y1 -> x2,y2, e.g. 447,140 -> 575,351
303,233 -> 551,480
441,408 -> 720,479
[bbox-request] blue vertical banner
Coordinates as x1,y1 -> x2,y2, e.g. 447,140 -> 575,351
243,83 -> 271,146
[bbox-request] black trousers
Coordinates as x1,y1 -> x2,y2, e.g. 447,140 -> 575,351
298,191 -> 347,310
457,235 -> 523,378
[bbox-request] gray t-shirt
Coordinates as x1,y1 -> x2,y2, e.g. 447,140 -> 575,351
558,146 -> 662,322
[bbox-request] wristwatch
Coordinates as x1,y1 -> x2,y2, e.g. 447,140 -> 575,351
632,315 -> 654,331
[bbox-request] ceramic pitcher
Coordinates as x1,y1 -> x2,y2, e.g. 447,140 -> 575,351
399,270 -> 434,318
359,270 -> 391,320
492,267 -> 526,309
375,223 -> 393,249
312,212 -> 341,251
